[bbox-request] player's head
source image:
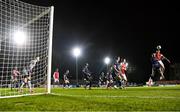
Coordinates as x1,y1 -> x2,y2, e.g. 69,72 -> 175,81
123,59 -> 126,63
14,66 -> 17,70
115,56 -> 120,62
85,63 -> 89,67
23,67 -> 26,70
56,68 -> 59,72
66,70 -> 69,73
120,58 -> 123,62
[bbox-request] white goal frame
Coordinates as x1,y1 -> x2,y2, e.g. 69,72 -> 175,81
0,0 -> 54,98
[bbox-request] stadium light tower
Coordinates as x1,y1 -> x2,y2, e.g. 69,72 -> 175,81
13,30 -> 26,45
72,47 -> 81,86
104,57 -> 111,72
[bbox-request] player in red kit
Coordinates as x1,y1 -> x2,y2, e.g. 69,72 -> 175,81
53,68 -> 59,87
151,45 -> 170,80
119,59 -> 128,88
11,67 -> 20,90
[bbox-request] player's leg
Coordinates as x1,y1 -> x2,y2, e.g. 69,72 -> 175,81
67,82 -> 70,88
113,80 -> 117,89
28,81 -> 33,93
112,75 -> 118,89
159,67 -> 165,80
89,80 -> 92,90
83,79 -> 86,89
119,79 -> 124,89
106,80 -> 109,89
98,81 -> 101,87
117,75 -> 123,89
84,78 -> 88,89
86,80 -> 90,89
151,67 -> 155,77
54,79 -> 57,87
14,80 -> 18,91
64,82 -> 66,88
55,79 -> 59,87
19,81 -> 25,93
158,60 -> 165,73
11,80 -> 14,91
121,74 -> 127,88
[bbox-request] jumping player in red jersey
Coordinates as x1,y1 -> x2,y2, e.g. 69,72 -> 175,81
151,45 -> 170,80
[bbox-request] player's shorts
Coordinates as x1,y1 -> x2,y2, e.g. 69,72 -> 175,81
120,74 -> 127,81
65,80 -> 69,83
158,60 -> 165,68
152,58 -> 160,69
54,79 -> 59,83
12,78 -> 18,82
108,80 -> 113,83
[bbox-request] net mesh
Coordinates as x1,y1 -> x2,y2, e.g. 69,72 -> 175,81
0,0 -> 51,97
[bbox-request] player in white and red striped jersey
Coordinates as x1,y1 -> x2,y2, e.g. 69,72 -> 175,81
151,45 -> 170,80
12,67 -> 20,81
11,67 -> 20,90
53,68 -> 60,86
119,59 -> 128,88
120,59 -> 128,81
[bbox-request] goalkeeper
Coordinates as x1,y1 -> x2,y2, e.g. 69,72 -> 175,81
29,57 -> 40,73
19,57 -> 39,93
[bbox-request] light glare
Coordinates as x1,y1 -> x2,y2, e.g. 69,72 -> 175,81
13,31 -> 26,45
73,47 -> 81,57
104,57 -> 110,65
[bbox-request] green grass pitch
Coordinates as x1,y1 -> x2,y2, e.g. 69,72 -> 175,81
0,86 -> 180,111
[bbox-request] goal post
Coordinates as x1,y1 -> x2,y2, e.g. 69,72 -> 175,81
47,6 -> 54,94
0,0 -> 54,98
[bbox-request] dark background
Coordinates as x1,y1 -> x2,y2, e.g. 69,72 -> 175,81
20,0 -> 179,83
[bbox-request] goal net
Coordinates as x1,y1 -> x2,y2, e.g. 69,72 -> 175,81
0,0 -> 53,98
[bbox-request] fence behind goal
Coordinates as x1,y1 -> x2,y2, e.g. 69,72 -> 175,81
0,0 -> 53,98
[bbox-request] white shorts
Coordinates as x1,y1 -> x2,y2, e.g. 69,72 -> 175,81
54,79 -> 59,83
121,74 -> 127,81
65,80 -> 69,83
158,60 -> 165,69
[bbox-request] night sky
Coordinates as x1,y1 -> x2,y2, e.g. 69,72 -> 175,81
21,0 -> 179,83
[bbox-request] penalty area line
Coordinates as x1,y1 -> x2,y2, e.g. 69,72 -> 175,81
51,93 -> 180,99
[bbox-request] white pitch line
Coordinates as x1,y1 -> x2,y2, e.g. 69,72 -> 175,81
52,93 -> 180,99
0,93 -> 45,99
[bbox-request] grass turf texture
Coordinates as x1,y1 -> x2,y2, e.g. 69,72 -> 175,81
0,86 -> 180,111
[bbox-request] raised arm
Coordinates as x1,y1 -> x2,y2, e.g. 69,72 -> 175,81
163,56 -> 171,63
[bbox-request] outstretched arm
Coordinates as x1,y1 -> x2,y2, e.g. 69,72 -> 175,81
163,56 -> 171,63
17,70 -> 20,75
